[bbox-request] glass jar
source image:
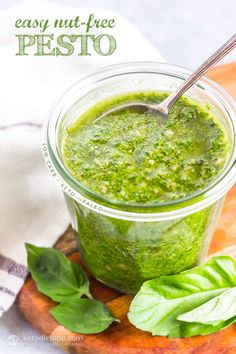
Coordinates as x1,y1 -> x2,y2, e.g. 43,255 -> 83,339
44,62 -> 236,294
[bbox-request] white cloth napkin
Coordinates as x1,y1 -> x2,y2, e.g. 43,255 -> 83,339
0,0 -> 163,317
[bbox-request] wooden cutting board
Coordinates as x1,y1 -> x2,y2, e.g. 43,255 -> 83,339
18,62 -> 236,354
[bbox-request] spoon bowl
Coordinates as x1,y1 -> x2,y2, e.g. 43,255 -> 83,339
98,101 -> 168,121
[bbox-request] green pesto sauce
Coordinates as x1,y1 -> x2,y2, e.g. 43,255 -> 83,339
60,92 -> 229,294
61,92 -> 228,204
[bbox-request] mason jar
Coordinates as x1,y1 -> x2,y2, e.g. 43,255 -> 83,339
44,62 -> 236,294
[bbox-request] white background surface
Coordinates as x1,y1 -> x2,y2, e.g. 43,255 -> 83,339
2,0 -> 236,67
1,0 -> 236,353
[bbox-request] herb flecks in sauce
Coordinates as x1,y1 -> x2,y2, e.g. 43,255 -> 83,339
61,92 -> 228,204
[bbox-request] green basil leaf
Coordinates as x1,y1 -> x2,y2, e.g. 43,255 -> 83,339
128,256 -> 236,337
50,299 -> 119,334
180,316 -> 236,337
178,287 -> 236,324
25,243 -> 91,302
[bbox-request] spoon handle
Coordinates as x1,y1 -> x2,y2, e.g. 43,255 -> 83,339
160,33 -> 236,113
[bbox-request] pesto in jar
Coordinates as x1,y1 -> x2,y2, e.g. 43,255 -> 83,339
60,92 -> 229,293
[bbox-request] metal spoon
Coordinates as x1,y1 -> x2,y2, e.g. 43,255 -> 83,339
101,33 -> 236,118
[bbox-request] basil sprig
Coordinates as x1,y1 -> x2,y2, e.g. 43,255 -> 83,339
26,243 -> 91,301
26,244 -> 118,334
51,299 -> 119,334
128,256 -> 236,338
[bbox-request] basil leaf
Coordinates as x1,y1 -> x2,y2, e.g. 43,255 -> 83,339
180,316 -> 236,338
128,256 -> 236,337
179,288 -> 236,337
178,287 -> 236,324
25,243 -> 91,302
50,299 -> 119,334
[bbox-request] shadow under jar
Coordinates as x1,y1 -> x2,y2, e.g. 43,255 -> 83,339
45,62 -> 236,294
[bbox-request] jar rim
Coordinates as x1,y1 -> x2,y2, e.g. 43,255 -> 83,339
44,61 -> 236,221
